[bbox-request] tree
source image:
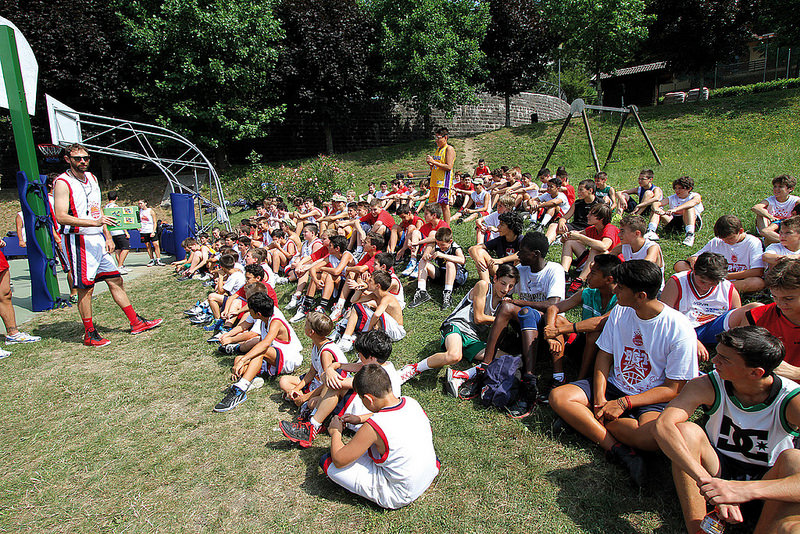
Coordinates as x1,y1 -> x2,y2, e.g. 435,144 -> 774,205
481,0 -> 560,127
0,0 -> 134,114
645,0 -> 757,74
275,0 -> 379,154
115,0 -> 285,165
760,0 -> 800,46
545,0 -> 653,104
370,0 -> 489,125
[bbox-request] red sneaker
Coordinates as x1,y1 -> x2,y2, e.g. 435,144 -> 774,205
84,329 -> 110,347
130,315 -> 163,335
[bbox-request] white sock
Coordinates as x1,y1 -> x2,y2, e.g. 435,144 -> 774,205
234,378 -> 251,391
418,279 -> 427,291
686,224 -> 695,234
553,372 -> 565,382
648,222 -> 657,232
417,358 -> 431,372
343,334 -> 355,342
335,297 -> 345,307
310,417 -> 322,430
444,284 -> 453,292
541,214 -> 552,226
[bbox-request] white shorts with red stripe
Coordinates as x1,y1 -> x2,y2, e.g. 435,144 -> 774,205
261,340 -> 302,376
353,304 -> 406,342
63,233 -> 120,289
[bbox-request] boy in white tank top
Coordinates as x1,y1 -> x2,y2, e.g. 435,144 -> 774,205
660,252 -> 741,361
321,364 -> 440,509
654,326 -> 800,533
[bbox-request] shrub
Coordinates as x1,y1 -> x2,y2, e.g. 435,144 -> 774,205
710,78 -> 800,99
228,155 -> 356,204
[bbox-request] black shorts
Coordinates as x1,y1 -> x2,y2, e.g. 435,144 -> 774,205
624,197 -> 653,217
664,213 -> 703,234
140,232 -> 156,243
566,222 -> 588,232
112,234 -> 130,250
571,379 -> 667,417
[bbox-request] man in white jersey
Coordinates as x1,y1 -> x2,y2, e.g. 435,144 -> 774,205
655,327 -> 800,533
53,144 -> 162,347
549,260 -> 699,486
321,364 -> 439,509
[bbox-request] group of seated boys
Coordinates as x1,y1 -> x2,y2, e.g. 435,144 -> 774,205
175,165 -> 800,529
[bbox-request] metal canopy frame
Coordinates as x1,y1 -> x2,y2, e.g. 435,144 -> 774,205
46,95 -> 231,232
542,99 -> 662,173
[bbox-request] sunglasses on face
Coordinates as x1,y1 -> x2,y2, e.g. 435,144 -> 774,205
70,156 -> 90,162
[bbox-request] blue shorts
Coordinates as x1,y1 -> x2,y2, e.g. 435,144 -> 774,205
571,379 -> 667,417
695,311 -> 730,345
518,307 -> 543,331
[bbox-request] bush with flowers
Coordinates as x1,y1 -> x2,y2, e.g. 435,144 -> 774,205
228,155 -> 356,205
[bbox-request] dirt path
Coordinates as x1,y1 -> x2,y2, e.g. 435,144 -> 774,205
459,136 -> 479,172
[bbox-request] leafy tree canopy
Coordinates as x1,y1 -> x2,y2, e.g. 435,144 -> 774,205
116,0 -> 285,149
370,0 -> 490,119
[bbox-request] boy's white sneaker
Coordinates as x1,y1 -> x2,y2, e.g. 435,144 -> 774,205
445,368 -> 469,397
0,347 -> 11,359
5,331 -> 41,344
337,335 -> 354,353
289,309 -> 306,323
329,304 -> 344,322
399,363 -> 421,384
286,295 -> 299,310
643,231 -> 660,241
682,233 -> 695,247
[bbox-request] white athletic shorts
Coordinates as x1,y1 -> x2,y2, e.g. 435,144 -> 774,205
353,303 -> 406,342
63,233 -> 120,289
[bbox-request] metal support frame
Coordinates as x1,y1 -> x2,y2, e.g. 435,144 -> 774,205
542,99 -> 662,173
47,97 -> 231,232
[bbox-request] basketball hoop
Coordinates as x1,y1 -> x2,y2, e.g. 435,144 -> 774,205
37,143 -> 62,163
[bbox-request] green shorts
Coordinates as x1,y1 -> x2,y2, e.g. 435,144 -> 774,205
440,324 -> 485,362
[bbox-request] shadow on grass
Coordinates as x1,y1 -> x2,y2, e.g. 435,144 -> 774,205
545,452 -> 682,533
30,320 -> 128,344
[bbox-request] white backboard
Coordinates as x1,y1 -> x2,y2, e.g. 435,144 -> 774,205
46,94 -> 82,145
0,16 -> 38,115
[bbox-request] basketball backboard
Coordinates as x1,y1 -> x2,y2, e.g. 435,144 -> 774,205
0,16 -> 37,115
46,94 -> 82,145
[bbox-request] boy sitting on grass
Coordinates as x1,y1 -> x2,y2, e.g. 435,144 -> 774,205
468,211 -> 523,285
549,260 -> 699,486
402,203 -> 449,277
400,264 -> 520,396
207,254 -> 246,325
660,252 -> 740,361
214,282 -> 268,349
213,292 -> 303,412
609,215 -> 664,282
475,194 -> 515,245
674,214 -> 765,295
529,177 -> 569,233
387,205 -> 423,256
337,270 -> 406,353
320,364 -> 440,510
547,178 -> 599,243
593,171 -> 616,210
280,329 -> 401,447
752,174 -> 799,245
560,204 -> 620,295
762,215 -> 800,266
616,169 -> 663,229
543,254 -> 620,381
408,226 -> 468,310
278,313 -> 348,440
650,175 -> 704,246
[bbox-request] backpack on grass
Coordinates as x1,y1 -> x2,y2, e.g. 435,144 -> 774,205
480,353 -> 522,409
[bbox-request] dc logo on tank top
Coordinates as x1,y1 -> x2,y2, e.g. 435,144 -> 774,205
716,415 -> 770,463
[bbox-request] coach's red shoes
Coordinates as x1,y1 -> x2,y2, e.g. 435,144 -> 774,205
130,315 -> 163,335
84,329 -> 110,347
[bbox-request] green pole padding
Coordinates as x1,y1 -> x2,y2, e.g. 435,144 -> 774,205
0,25 -> 60,308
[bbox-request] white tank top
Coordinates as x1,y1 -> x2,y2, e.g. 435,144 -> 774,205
622,239 -> 665,288
390,272 -> 405,310
56,171 -> 103,235
705,370 -> 800,468
670,271 -> 735,327
311,340 -> 348,377
140,208 -> 155,234
366,396 -> 440,507
260,309 -> 302,353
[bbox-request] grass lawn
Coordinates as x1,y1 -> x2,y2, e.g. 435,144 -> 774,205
2,89 -> 800,533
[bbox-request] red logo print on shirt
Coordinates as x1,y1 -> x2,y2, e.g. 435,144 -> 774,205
620,346 -> 652,387
633,330 -> 644,347
731,254 -> 738,263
